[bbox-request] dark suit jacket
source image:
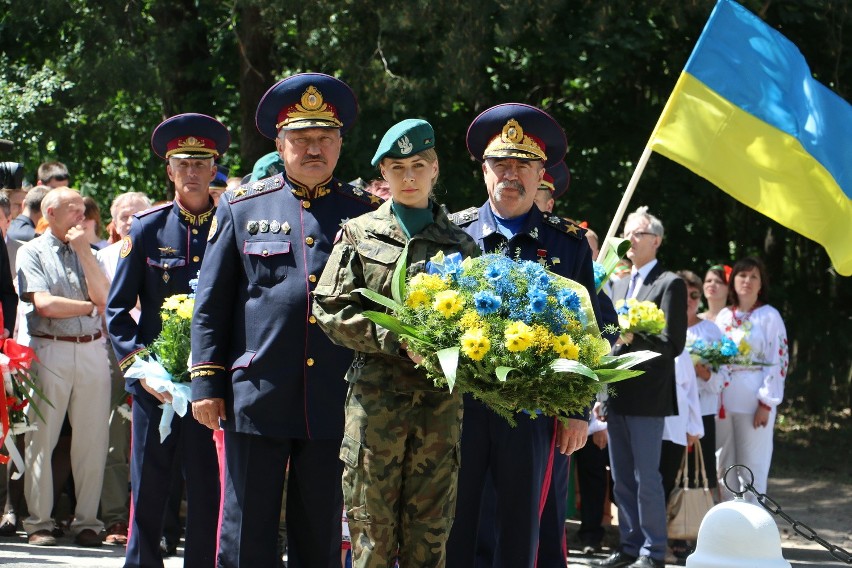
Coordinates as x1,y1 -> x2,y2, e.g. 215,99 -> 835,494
609,262 -> 686,417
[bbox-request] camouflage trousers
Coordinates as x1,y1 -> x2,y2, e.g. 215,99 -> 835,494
340,383 -> 463,568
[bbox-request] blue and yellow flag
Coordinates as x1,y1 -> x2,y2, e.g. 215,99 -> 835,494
649,0 -> 852,275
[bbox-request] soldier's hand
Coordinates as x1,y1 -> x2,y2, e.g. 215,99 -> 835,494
140,378 -> 171,404
556,418 -> 588,455
192,398 -> 226,430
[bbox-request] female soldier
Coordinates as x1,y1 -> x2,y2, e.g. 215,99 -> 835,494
313,119 -> 480,567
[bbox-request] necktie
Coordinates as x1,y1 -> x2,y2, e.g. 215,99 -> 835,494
625,271 -> 639,300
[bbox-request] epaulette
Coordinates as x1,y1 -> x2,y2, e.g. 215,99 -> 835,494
336,180 -> 383,208
542,211 -> 585,239
134,202 -> 172,219
448,207 -> 479,226
227,173 -> 286,203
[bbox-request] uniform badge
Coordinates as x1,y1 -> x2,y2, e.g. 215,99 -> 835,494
247,221 -> 259,235
259,220 -> 270,233
163,272 -> 170,283
537,248 -> 548,266
208,216 -> 219,241
253,181 -> 265,193
551,257 -> 561,265
119,236 -> 132,258
158,246 -> 177,256
270,220 -> 281,234
397,135 -> 413,155
281,221 -> 291,234
529,228 -> 539,240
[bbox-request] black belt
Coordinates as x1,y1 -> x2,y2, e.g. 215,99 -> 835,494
31,331 -> 103,343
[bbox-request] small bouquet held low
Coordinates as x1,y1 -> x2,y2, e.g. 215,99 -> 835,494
356,252 -> 658,425
125,291 -> 195,442
615,298 -> 667,336
687,337 -> 740,371
1,338 -> 53,474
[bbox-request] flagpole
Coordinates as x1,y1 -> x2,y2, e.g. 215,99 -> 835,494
597,145 -> 653,261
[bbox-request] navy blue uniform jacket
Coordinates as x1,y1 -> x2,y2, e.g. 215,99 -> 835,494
107,200 -> 214,396
190,173 -> 379,439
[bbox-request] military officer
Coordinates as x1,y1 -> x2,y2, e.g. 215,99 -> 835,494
189,73 -> 378,568
106,113 -> 229,568
445,103 -> 608,568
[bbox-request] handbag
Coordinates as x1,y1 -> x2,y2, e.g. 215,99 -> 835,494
666,442 -> 717,540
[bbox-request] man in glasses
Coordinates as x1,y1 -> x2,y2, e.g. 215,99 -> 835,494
37,162 -> 71,188
593,206 -> 687,568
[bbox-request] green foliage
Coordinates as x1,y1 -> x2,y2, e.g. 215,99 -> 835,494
1,0 -> 849,409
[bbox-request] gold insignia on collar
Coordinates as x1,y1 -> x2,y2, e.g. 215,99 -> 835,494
233,187 -> 247,198
565,224 -> 579,234
158,246 -> 177,255
369,194 -> 383,205
208,216 -> 219,241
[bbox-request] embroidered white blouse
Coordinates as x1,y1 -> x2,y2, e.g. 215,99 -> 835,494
663,349 -> 704,446
716,304 -> 789,414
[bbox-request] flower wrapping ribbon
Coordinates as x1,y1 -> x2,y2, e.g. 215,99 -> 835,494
124,357 -> 191,443
0,353 -> 25,476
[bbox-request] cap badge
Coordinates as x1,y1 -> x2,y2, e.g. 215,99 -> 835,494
300,86 -> 325,111
180,136 -> 201,148
502,119 -> 524,144
397,135 -> 413,155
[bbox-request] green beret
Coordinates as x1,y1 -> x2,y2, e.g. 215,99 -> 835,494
371,119 -> 435,167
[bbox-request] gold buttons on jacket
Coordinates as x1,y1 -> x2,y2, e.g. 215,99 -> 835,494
262,249 -> 269,256
192,256 -> 200,262
192,229 -> 199,235
306,358 -> 315,366
305,237 -> 314,246
309,274 -> 317,283
308,315 -> 317,324
302,200 -> 311,209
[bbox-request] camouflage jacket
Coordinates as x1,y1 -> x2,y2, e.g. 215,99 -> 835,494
313,199 -> 480,392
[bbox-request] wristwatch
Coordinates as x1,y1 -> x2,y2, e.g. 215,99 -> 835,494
89,304 -> 99,318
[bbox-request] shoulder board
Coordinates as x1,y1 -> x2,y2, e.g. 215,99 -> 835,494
134,202 -> 172,219
542,211 -> 585,239
335,180 -> 383,208
227,173 -> 286,203
448,207 -> 479,226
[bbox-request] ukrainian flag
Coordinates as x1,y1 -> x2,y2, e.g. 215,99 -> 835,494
649,0 -> 852,275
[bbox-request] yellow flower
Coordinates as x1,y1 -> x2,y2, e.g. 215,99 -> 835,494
433,290 -> 464,318
504,321 -> 534,352
176,300 -> 194,320
530,324 -> 553,355
409,273 -> 447,292
161,313 -> 170,321
459,310 -> 486,332
739,339 -> 752,357
461,328 -> 491,361
405,289 -> 430,308
161,294 -> 188,311
553,334 -> 580,360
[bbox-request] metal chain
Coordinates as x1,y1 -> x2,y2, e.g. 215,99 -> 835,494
723,465 -> 852,564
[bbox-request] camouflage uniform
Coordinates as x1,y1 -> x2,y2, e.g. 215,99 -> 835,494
313,199 -> 480,567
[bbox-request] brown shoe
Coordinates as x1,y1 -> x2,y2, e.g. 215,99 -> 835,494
74,528 -> 103,547
103,521 -> 128,545
28,529 -> 57,546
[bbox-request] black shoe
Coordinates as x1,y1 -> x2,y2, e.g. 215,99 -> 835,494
593,551 -> 638,567
160,536 -> 177,557
628,556 -> 665,568
582,543 -> 602,555
0,512 -> 17,536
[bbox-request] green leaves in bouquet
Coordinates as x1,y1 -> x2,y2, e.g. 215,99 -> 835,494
360,310 -> 435,348
355,288 -> 403,314
596,236 -> 632,293
390,242 -> 409,306
13,369 -> 54,423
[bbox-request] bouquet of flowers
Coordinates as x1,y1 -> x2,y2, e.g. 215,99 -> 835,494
125,292 -> 195,442
1,338 -> 53,473
356,252 -> 658,425
687,337 -> 740,371
614,298 -> 667,335
593,237 -> 632,292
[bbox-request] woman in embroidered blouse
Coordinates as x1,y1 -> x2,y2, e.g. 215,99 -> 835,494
700,264 -> 729,322
681,270 -> 726,492
715,257 -> 788,500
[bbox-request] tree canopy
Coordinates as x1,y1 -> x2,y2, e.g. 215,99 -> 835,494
1,0 -> 849,409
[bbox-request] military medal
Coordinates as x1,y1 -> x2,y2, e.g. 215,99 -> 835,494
270,220 -> 281,233
537,248 -> 548,266
281,221 -> 291,234
247,221 -> 259,235
259,220 -> 270,233
163,272 -> 170,283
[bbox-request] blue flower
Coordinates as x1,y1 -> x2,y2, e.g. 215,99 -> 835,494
426,251 -> 464,280
527,287 -> 548,313
720,337 -> 739,357
593,262 -> 607,290
557,288 -> 581,314
473,291 -> 502,316
691,338 -> 707,352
